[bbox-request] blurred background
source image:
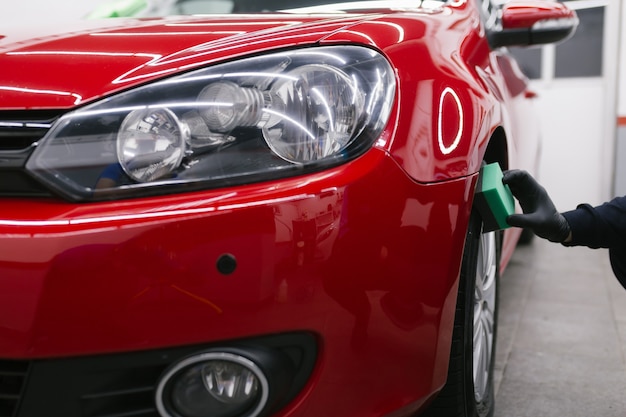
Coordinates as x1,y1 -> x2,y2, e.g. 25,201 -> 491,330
0,0 -> 109,24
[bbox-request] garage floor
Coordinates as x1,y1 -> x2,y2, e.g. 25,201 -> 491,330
494,238 -> 626,416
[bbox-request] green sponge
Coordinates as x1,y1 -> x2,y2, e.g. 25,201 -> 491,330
474,163 -> 515,232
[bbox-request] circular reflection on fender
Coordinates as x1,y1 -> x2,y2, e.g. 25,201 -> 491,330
437,87 -> 463,155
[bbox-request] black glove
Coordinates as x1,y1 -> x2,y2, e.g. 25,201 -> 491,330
502,169 -> 571,243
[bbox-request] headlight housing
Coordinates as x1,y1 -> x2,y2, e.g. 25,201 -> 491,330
26,46 -> 396,201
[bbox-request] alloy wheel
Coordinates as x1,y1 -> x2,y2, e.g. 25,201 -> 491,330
472,230 -> 497,403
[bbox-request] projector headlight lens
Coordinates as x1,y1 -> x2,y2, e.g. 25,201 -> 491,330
117,108 -> 188,183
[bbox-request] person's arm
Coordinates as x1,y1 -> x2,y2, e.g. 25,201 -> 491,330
502,169 -> 626,288
563,197 -> 626,289
502,169 -> 626,248
565,200 -> 626,290
562,197 -> 626,249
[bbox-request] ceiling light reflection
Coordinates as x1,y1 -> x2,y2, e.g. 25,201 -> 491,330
437,87 -> 463,155
7,51 -> 160,59
0,86 -> 82,105
0,194 -> 312,227
165,21 -> 299,27
91,31 -> 244,36
262,108 -> 315,140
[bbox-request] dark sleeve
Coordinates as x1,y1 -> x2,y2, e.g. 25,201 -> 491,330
562,196 -> 626,289
561,196 -> 626,249
609,249 -> 626,290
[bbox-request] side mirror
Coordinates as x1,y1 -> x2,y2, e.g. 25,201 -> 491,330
489,0 -> 578,48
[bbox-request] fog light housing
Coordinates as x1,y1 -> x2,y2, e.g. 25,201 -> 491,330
156,348 -> 294,417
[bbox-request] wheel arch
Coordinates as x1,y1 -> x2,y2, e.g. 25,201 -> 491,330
482,126 -> 509,171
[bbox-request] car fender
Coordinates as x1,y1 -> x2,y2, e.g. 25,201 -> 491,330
320,1 -> 504,183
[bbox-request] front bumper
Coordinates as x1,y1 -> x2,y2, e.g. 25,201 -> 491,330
1,333 -> 316,417
0,149 -> 476,417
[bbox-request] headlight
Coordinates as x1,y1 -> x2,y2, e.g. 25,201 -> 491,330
26,46 -> 396,201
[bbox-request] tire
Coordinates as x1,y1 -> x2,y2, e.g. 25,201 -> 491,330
517,228 -> 535,245
422,208 -> 500,417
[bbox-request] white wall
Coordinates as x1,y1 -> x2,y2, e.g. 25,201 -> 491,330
613,0 -> 626,197
619,2 -> 626,118
529,0 -> 621,210
501,0 -> 624,207
0,0 -> 112,25
534,81 -> 608,209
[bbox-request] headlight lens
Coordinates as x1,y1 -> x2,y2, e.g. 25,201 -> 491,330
26,46 -> 396,201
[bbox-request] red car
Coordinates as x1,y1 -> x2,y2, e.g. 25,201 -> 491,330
0,1 -> 576,416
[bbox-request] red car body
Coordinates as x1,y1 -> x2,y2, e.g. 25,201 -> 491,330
0,1 -> 576,416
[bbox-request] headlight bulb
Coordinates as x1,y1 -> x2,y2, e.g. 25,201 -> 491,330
197,66 -> 364,165
198,81 -> 266,132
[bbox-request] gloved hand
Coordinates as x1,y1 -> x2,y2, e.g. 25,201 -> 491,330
502,169 -> 571,243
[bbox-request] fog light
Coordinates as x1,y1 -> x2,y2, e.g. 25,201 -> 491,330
202,360 -> 259,404
156,352 -> 269,417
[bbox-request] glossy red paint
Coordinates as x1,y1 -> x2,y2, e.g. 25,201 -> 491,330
322,7 -> 496,181
0,148 -> 475,416
0,0 -> 573,416
0,16 -> 367,108
320,1 -> 539,269
501,0 -> 577,30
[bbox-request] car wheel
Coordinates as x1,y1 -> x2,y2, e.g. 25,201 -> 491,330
422,208 -> 500,417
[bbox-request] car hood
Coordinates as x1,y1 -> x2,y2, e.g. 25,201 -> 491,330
0,13 -> 392,110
